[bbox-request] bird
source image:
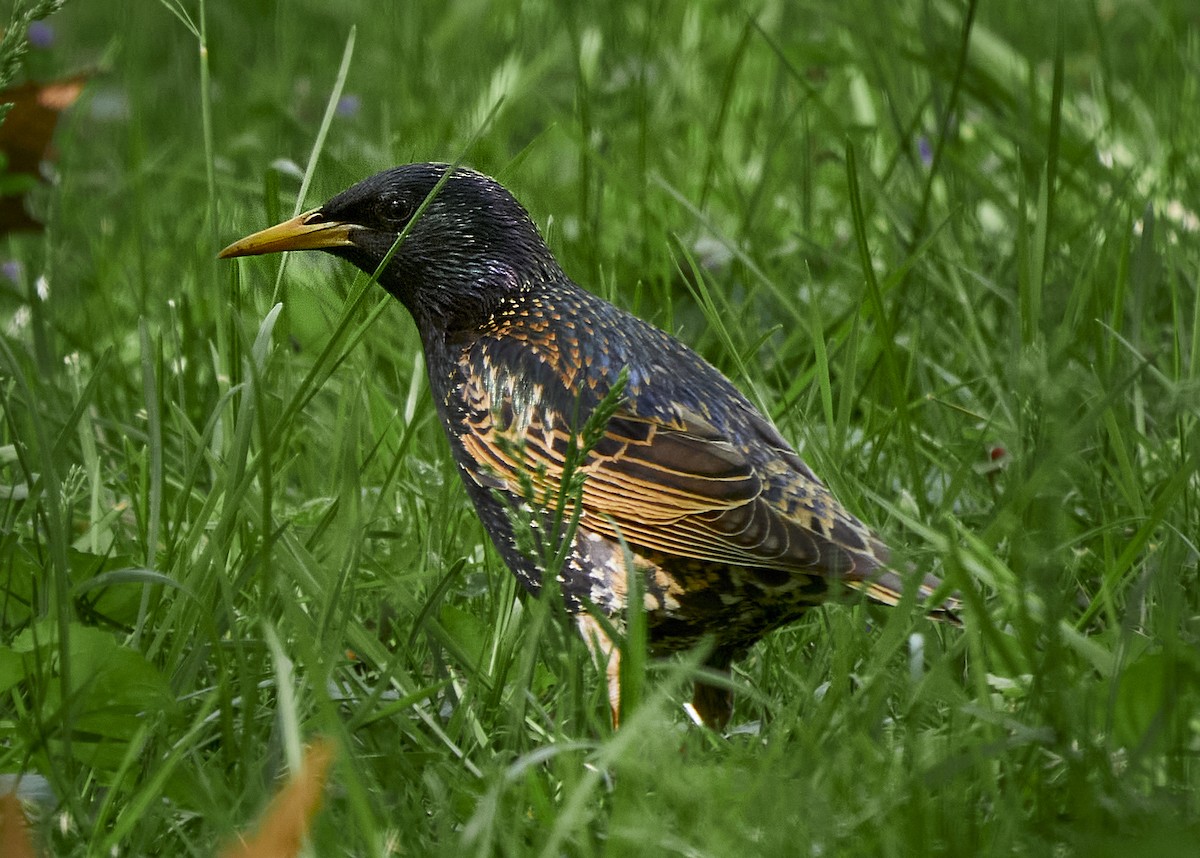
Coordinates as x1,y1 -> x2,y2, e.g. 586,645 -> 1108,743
219,163 -> 957,729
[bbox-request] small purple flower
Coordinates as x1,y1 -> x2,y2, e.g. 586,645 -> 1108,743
1,260 -> 22,283
28,21 -> 55,49
336,94 -> 361,118
917,135 -> 933,167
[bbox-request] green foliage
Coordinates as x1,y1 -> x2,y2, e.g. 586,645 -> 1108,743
0,0 -> 67,93
1,0 -> 1198,854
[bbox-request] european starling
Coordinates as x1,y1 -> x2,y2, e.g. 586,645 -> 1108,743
219,163 -> 955,728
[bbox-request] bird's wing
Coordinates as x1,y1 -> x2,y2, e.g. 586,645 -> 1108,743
459,386 -> 882,577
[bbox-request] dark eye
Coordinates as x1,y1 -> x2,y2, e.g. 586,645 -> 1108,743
376,193 -> 413,227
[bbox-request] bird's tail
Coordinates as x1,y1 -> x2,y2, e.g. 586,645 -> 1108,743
852,566 -> 962,624
838,530 -> 961,622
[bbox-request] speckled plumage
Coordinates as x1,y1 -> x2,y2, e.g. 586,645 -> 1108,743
220,163 -> 956,728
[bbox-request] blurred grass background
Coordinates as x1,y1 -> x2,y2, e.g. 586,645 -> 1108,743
1,0 -> 1198,854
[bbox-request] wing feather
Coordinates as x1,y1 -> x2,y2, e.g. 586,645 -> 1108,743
458,370 -> 880,577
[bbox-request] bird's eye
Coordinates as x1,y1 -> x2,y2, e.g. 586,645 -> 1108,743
376,193 -> 413,227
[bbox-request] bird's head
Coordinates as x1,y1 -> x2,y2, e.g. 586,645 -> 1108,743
219,163 -> 560,333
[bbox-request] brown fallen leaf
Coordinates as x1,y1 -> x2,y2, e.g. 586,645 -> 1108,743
219,739 -> 336,858
0,72 -> 90,233
0,791 -> 39,858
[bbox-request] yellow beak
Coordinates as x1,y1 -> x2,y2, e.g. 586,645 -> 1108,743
218,209 -> 357,259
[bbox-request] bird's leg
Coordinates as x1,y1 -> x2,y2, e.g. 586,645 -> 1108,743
687,649 -> 734,730
575,613 -> 621,728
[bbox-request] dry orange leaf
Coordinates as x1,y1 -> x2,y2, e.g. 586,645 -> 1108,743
0,72 -> 90,233
0,791 -> 39,858
219,739 -> 337,858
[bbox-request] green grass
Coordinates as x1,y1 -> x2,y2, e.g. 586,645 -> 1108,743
2,0 -> 1199,854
